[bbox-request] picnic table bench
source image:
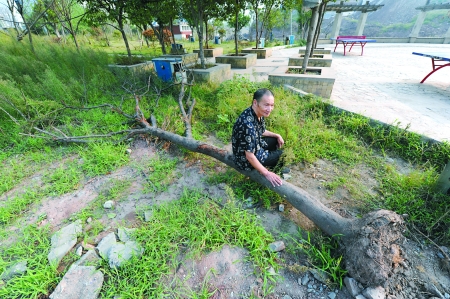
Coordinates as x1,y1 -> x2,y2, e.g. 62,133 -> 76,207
332,36 -> 376,56
412,52 -> 450,83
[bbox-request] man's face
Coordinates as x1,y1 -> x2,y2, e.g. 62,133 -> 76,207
253,94 -> 275,118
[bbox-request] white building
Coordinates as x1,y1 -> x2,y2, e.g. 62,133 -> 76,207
0,0 -> 25,30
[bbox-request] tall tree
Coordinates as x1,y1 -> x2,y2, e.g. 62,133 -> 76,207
181,0 -> 226,68
50,0 -> 85,51
129,0 -> 179,55
4,0 -> 54,53
80,0 -> 133,58
223,0 -> 248,55
247,0 -> 282,49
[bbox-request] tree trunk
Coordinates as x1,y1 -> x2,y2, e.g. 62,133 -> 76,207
234,2 -> 239,55
301,6 -> 319,74
66,21 -> 79,52
118,14 -> 132,59
169,18 -> 176,45
311,2 -> 327,56
255,10 -> 259,49
120,113 -> 406,289
204,20 -> 209,49
150,23 -> 166,55
197,13 -> 205,68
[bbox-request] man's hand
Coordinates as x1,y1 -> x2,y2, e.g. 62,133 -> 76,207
263,170 -> 283,187
276,134 -> 284,148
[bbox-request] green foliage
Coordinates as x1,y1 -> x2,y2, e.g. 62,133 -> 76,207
292,231 -> 347,288
79,142 -> 129,177
139,154 -> 179,193
0,225 -> 59,299
100,189 -> 278,298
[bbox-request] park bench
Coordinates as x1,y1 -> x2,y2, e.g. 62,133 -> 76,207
332,35 -> 376,56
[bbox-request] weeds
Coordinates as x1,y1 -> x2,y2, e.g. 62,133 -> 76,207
290,231 -> 347,288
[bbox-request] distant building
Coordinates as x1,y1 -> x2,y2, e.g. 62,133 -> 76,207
153,22 -> 193,40
0,0 -> 25,30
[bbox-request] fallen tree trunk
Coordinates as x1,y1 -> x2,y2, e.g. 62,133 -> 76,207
127,123 -> 407,289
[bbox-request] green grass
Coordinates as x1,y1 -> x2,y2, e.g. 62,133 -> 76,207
98,189 -> 279,298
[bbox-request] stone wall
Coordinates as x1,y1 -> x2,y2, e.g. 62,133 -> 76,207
298,48 -> 331,55
241,48 -> 273,59
161,53 -> 198,66
189,64 -> 231,84
269,66 -> 335,99
193,48 -> 224,57
288,54 -> 332,67
215,54 -> 257,69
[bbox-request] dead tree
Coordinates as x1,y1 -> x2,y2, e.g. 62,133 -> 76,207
27,72 -> 449,297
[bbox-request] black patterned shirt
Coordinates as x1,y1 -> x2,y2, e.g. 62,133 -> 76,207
232,107 -> 268,170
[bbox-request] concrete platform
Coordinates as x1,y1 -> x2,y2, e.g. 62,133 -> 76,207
204,44 -> 450,143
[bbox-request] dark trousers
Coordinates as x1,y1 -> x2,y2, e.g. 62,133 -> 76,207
261,137 -> 283,167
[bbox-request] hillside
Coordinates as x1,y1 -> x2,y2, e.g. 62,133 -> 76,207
320,0 -> 450,38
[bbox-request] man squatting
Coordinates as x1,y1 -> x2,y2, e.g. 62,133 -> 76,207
231,88 -> 286,187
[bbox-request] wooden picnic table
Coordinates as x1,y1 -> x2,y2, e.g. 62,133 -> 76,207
332,36 -> 377,56
412,52 -> 450,83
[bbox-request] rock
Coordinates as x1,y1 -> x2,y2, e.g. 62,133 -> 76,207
344,277 -> 361,297
108,241 -> 143,269
75,245 -> 83,256
437,252 -> 445,259
117,227 -> 136,243
309,268 -> 329,284
107,213 -> 117,219
96,232 -> 117,259
73,250 -> 102,268
362,286 -> 385,299
279,204 -> 285,212
125,149 -> 132,155
268,241 -> 285,252
103,200 -> 114,209
355,295 -> 367,299
86,217 -> 92,224
445,293 -> 450,299
48,220 -> 82,266
0,261 -> 27,281
282,174 -> 292,180
301,273 -> 310,285
144,210 -> 153,222
282,296 -> 292,299
49,266 -> 103,299
328,292 -> 337,299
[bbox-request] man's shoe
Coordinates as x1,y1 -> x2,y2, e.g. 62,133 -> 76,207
281,167 -> 290,174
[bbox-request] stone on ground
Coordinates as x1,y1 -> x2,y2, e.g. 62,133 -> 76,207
49,265 -> 103,299
0,261 -> 27,281
48,220 -> 82,266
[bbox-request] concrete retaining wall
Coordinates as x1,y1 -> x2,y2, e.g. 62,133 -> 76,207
241,48 -> 273,59
269,66 -> 335,99
193,48 -> 224,58
319,37 -> 448,44
189,64 -> 232,84
288,54 -> 333,67
161,53 -> 198,66
215,53 -> 257,69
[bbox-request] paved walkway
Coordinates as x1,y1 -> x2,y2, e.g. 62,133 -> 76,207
218,43 -> 450,143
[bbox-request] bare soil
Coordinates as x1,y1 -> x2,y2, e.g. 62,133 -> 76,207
2,138 -> 450,298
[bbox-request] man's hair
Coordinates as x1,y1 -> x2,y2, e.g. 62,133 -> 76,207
253,88 -> 274,103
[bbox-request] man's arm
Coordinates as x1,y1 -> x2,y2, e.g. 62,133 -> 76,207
262,130 -> 284,148
245,151 -> 283,187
